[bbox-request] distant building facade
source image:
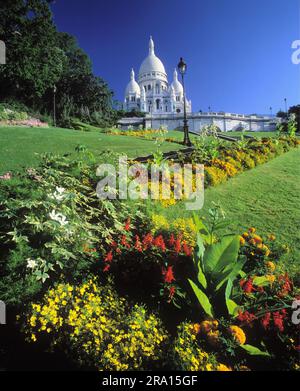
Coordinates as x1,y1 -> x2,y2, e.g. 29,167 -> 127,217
121,37 -> 278,132
124,37 -> 191,115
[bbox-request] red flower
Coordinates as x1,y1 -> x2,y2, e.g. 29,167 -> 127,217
277,273 -> 293,297
103,264 -> 110,272
240,278 -> 254,294
142,233 -> 153,250
110,240 -> 118,248
162,266 -> 175,284
261,312 -> 271,329
169,233 -> 175,247
134,235 -> 143,252
124,218 -> 131,231
153,235 -> 166,252
237,310 -> 256,325
104,250 -> 113,263
168,286 -> 176,302
183,242 -> 192,257
273,311 -> 285,332
121,234 -> 130,249
174,235 -> 182,254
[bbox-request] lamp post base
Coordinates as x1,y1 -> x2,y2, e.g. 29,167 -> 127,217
183,124 -> 192,147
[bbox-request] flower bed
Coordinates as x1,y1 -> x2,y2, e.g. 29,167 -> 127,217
1,146 -> 299,371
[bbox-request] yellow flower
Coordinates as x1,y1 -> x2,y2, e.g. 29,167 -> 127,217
228,325 -> 246,345
265,274 -> 276,285
252,234 -> 263,244
239,236 -> 245,246
265,261 -> 276,272
192,323 -> 201,334
268,234 -> 276,241
248,227 -> 256,234
217,363 -> 232,371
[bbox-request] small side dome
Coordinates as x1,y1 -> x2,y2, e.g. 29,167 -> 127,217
170,68 -> 183,94
125,68 -> 141,95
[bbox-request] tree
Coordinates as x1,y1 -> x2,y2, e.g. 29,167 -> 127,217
288,105 -> 300,133
0,0 -> 115,126
0,0 -> 66,106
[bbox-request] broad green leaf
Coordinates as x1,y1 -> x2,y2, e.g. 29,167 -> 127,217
215,258 -> 245,291
197,261 -> 207,289
226,298 -> 240,316
240,344 -> 270,357
224,279 -> 239,316
204,235 -> 240,274
188,279 -> 214,318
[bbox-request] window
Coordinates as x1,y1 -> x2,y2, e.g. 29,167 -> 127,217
148,85 -> 151,90
156,99 -> 160,110
176,96 -> 180,102
131,96 -> 135,102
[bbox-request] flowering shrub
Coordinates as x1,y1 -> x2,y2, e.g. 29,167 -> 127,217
151,214 -> 197,247
197,135 -> 300,189
172,322 -> 227,371
100,217 -> 193,306
0,152 -> 133,305
204,166 -> 228,187
234,228 -> 300,369
25,278 -> 169,370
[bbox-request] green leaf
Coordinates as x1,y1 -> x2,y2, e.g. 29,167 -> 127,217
226,299 -> 240,316
204,235 -> 240,274
253,276 -> 271,287
188,279 -> 214,318
224,279 -> 239,316
240,344 -> 270,356
197,261 -> 207,289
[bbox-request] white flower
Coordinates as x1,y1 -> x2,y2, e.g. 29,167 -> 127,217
56,186 -> 65,194
26,258 -> 37,269
49,209 -> 69,226
49,186 -> 66,202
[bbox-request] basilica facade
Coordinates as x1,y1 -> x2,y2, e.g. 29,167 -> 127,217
124,37 -> 192,114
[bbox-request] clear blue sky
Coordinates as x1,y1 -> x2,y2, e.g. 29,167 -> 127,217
51,0 -> 300,114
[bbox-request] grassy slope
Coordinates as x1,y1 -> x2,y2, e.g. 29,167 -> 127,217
151,148 -> 300,271
0,126 -> 183,172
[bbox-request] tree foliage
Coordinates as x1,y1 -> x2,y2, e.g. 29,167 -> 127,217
0,0 -> 115,126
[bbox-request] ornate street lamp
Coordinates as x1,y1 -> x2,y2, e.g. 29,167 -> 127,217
269,106 -> 273,116
53,85 -> 57,127
284,98 -> 287,115
177,57 -> 192,146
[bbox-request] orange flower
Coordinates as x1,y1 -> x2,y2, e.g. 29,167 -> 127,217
207,330 -> 220,347
228,325 -> 246,345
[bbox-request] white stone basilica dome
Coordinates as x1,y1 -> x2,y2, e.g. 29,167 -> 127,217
138,36 -> 167,82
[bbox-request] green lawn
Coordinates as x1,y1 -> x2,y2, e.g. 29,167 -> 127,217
151,148 -> 300,272
225,131 -> 278,138
0,126 -> 183,172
